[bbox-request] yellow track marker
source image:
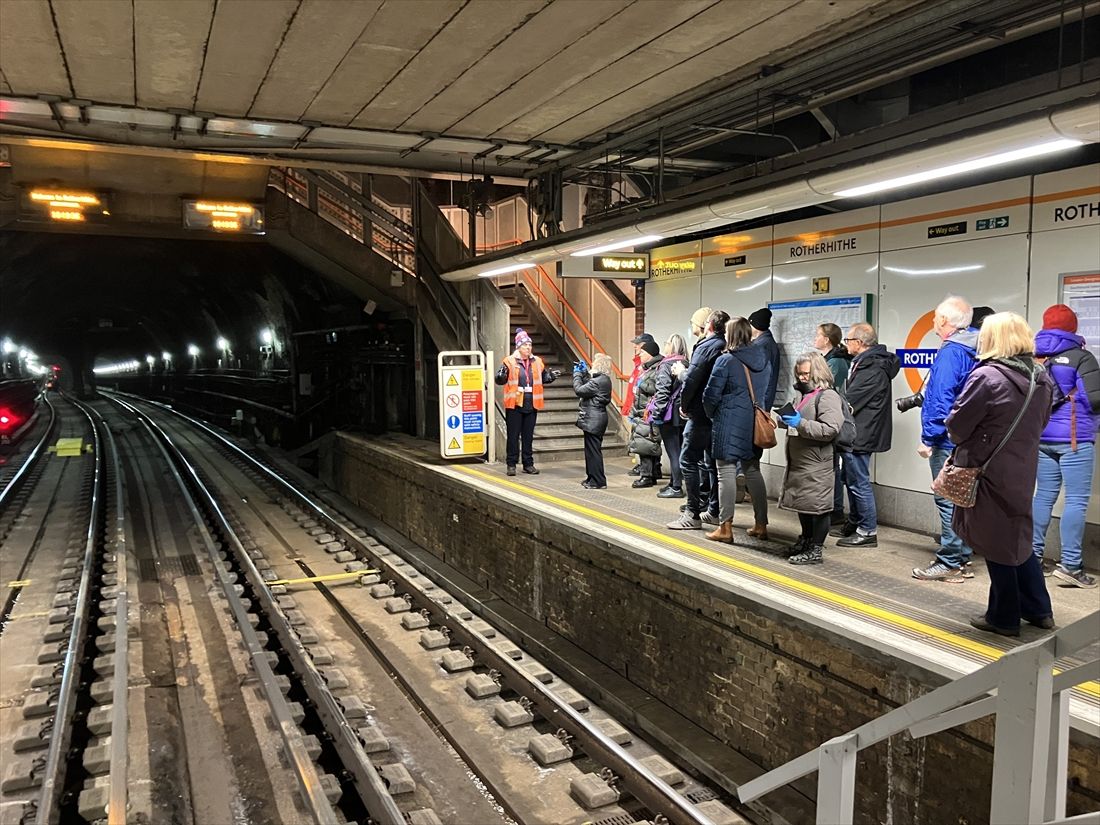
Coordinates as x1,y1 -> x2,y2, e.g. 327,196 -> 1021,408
50,438 -> 86,457
7,580 -> 31,588
456,466 -> 1100,700
267,570 -> 378,587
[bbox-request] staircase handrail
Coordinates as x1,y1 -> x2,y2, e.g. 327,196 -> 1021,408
303,169 -> 414,243
737,611 -> 1100,825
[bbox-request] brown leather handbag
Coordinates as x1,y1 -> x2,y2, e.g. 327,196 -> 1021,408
932,369 -> 1036,508
743,364 -> 777,449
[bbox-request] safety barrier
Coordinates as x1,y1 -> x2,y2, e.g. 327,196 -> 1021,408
737,611 -> 1100,825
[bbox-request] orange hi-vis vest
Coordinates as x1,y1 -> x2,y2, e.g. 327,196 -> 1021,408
503,355 -> 545,410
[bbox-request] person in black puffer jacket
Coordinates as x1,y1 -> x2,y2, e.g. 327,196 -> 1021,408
573,353 -> 614,489
650,334 -> 688,498
628,341 -> 664,487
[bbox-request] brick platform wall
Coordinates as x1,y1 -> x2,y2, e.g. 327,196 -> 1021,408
331,435 -> 1099,822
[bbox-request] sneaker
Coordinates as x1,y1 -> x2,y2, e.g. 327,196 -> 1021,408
679,502 -> 690,512
1053,565 -> 1097,589
631,477 -> 656,489
837,533 -> 877,548
969,614 -> 1019,637
913,561 -> 963,581
829,522 -> 858,538
789,545 -> 823,565
1041,558 -> 1057,577
667,513 -> 702,530
700,511 -> 720,525
506,465 -> 516,476
656,486 -> 685,499
523,466 -> 540,475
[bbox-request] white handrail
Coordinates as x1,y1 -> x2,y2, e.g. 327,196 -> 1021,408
738,611 -> 1100,825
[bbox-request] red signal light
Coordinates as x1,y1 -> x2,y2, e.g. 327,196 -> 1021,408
0,408 -> 19,431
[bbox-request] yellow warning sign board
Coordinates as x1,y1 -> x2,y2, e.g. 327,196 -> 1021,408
461,369 -> 483,391
446,374 -> 459,386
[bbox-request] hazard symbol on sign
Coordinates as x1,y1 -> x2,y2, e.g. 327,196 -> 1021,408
446,374 -> 459,386
445,394 -> 459,408
447,437 -> 460,450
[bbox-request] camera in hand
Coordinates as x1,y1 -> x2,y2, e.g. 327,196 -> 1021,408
896,391 -> 924,413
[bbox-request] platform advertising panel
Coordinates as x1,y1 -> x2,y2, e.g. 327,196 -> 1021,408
877,181 -> 1030,494
439,352 -> 489,459
700,228 -> 774,311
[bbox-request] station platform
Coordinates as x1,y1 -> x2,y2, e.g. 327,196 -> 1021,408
321,432 -> 1100,819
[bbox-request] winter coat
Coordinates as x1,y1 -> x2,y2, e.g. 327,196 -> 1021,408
845,344 -> 900,454
630,353 -> 664,421
753,330 -> 782,409
651,355 -> 687,426
921,328 -> 979,449
948,359 -> 1054,566
680,334 -> 726,420
702,345 -> 771,462
1035,328 -> 1100,445
573,370 -> 612,436
823,346 -> 853,395
779,388 -> 844,514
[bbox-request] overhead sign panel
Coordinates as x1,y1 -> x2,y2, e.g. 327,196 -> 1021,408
183,200 -> 265,233
561,252 -> 649,278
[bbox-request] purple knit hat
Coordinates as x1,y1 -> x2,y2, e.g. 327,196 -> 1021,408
514,328 -> 532,347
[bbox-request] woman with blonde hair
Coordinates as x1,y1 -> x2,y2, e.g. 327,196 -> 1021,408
777,352 -> 844,564
573,352 -> 615,489
946,312 -> 1055,636
649,334 -> 689,498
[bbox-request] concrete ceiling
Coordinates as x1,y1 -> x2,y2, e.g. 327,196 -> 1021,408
0,0 -> 923,174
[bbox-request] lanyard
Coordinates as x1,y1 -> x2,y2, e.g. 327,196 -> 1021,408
795,389 -> 822,412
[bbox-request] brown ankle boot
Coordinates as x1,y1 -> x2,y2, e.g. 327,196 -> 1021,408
746,523 -> 768,540
706,520 -> 733,543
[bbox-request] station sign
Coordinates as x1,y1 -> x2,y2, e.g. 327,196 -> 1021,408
561,252 -> 649,279
439,352 -> 488,458
182,200 -> 265,234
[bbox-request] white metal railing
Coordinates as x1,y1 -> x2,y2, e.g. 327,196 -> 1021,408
738,611 -> 1100,825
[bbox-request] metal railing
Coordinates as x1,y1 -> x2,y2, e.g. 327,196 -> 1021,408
738,611 -> 1100,825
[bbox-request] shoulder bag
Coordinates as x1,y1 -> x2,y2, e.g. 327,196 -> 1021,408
931,368 -> 1036,508
743,364 -> 777,449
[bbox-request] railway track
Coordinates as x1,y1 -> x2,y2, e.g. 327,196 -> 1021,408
2,388 -> 749,824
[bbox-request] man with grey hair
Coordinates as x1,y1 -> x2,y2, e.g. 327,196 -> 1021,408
913,295 -> 979,581
831,323 -> 899,547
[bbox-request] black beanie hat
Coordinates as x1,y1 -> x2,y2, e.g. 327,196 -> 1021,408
641,340 -> 661,357
749,308 -> 772,331
971,306 -> 995,329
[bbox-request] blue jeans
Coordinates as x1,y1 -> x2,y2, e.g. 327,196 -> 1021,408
1032,442 -> 1095,571
984,555 -> 1053,631
841,451 -> 876,535
930,447 -> 972,568
680,418 -> 712,517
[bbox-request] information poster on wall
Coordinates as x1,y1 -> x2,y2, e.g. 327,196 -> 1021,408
438,351 -> 488,458
768,295 -> 872,405
1060,272 -> 1100,363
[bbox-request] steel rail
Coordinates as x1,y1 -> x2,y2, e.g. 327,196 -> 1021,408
0,394 -> 57,510
33,396 -> 103,825
106,394 -> 405,825
108,390 -> 717,825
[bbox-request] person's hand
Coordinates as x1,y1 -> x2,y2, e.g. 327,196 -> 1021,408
678,407 -> 687,419
780,410 -> 802,428
917,443 -> 933,459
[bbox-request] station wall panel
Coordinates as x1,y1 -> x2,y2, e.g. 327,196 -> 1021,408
646,276 -> 702,347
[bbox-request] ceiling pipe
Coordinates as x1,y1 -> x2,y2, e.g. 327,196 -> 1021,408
440,99 -> 1100,281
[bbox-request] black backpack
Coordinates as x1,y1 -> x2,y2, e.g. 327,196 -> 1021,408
815,389 -> 858,450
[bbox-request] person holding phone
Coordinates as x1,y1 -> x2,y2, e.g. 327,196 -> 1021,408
573,354 -> 614,489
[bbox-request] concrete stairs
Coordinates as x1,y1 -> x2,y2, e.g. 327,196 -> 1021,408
499,285 -> 626,464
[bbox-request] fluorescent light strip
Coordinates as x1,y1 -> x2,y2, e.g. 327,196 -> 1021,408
478,262 -> 539,278
568,234 -> 663,257
833,138 -> 1083,198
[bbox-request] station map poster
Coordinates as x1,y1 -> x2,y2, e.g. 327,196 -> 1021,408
768,295 -> 872,406
1060,272 -> 1100,363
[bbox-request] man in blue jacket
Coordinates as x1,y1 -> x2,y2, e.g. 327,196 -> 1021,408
913,296 -> 979,582
668,310 -> 729,530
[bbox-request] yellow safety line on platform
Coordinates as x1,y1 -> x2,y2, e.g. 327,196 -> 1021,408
456,466 -> 1100,699
267,570 -> 378,586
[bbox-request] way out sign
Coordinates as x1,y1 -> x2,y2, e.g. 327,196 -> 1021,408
439,351 -> 490,459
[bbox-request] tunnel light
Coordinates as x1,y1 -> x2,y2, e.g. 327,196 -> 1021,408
18,348 -> 27,359
259,329 -> 274,345
216,337 -> 230,351
161,352 -> 171,362
569,235 -> 664,256
832,138 -> 1084,197
1,339 -> 14,354
187,344 -> 200,357
145,355 -> 155,367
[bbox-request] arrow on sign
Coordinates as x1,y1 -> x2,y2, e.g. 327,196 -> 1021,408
994,216 -> 1009,228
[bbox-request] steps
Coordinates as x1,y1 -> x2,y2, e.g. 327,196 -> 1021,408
498,286 -> 626,464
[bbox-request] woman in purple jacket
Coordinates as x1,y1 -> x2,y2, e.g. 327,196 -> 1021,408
947,312 -> 1055,636
1032,304 -> 1100,589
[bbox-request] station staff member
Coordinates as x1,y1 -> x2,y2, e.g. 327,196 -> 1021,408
496,328 -> 559,476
